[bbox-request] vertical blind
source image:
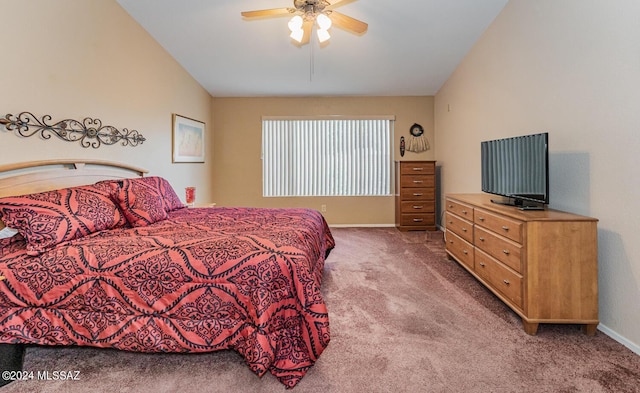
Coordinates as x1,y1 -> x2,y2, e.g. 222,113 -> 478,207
262,118 -> 393,197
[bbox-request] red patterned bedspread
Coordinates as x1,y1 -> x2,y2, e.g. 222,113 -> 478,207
0,207 -> 334,388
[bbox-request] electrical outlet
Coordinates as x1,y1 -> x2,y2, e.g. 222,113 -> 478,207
321,204 -> 327,212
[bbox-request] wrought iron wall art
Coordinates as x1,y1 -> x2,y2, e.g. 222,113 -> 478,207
0,111 -> 146,149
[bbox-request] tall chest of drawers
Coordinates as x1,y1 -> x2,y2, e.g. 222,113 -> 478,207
444,193 -> 599,335
395,161 -> 436,231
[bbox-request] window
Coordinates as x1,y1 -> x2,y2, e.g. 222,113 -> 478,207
262,116 -> 394,197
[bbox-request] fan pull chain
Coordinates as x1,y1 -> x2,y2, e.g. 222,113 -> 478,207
309,41 -> 315,82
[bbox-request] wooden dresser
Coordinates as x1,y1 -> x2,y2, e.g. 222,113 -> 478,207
395,161 -> 436,231
444,193 -> 598,335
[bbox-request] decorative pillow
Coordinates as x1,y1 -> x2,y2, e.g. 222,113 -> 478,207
0,185 -> 127,255
139,176 -> 185,212
110,178 -> 169,227
158,177 -> 186,211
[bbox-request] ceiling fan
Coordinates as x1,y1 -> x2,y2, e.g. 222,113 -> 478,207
241,0 -> 368,45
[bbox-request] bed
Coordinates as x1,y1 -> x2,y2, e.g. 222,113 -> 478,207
0,160 -> 334,388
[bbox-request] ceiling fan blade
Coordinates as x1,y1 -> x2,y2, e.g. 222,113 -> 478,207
241,8 -> 292,18
325,0 -> 351,9
329,11 -> 368,34
300,20 -> 313,45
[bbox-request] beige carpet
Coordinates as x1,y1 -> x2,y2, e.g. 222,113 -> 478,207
2,228 -> 639,392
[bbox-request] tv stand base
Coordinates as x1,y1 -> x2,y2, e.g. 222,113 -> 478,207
517,205 -> 544,211
490,198 -> 544,210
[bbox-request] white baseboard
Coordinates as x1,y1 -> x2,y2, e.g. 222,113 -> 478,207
597,324 -> 640,355
329,224 -> 396,228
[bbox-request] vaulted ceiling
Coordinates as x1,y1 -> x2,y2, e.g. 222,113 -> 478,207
116,0 -> 508,97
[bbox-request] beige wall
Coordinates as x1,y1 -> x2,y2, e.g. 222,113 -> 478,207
211,96 -> 433,225
0,0 -> 213,203
435,0 -> 640,351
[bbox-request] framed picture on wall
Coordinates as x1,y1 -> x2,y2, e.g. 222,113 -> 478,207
172,114 -> 205,163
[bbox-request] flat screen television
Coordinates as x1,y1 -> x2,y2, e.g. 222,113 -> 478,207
481,132 -> 549,210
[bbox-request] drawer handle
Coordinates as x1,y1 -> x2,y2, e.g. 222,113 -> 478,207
413,193 -> 424,196
462,228 -> 467,232
412,205 -> 424,209
462,210 -> 468,214
503,279 -> 510,286
479,237 -> 485,241
449,240 -> 453,244
412,167 -> 424,171
479,262 -> 486,267
478,217 -> 485,222
413,218 -> 424,222
448,220 -> 453,225
503,249 -> 510,255
463,250 -> 468,255
448,204 -> 453,208
413,180 -> 423,184
502,226 -> 510,231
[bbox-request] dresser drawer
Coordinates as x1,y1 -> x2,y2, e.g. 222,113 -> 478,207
400,213 -> 435,227
401,201 -> 435,214
445,211 -> 473,244
475,226 -> 523,273
445,198 -> 474,222
475,249 -> 523,308
446,230 -> 474,270
400,162 -> 435,175
474,208 -> 523,243
400,175 -> 435,188
399,187 -> 434,201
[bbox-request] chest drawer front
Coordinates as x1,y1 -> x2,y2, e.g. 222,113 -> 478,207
475,226 -> 523,273
401,201 -> 435,213
475,249 -> 523,308
400,213 -> 435,227
399,187 -> 434,201
400,175 -> 434,188
445,230 -> 474,270
445,211 -> 473,243
400,162 -> 435,175
474,208 -> 523,243
445,199 -> 474,222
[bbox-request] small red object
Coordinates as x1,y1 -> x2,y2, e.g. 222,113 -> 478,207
185,187 -> 196,205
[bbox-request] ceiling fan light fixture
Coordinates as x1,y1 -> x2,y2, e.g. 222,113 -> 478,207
317,28 -> 330,43
288,15 -> 303,32
316,13 -> 332,30
290,28 -> 304,43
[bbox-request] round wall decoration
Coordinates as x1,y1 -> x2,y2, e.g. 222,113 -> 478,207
406,123 -> 430,153
410,123 -> 424,137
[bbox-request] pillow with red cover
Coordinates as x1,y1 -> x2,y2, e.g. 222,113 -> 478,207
0,185 -> 127,256
109,178 -> 170,227
141,176 -> 185,212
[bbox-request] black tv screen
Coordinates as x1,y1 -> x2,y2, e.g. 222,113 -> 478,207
481,132 -> 549,208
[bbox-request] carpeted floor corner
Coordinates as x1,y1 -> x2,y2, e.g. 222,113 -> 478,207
2,228 -> 639,392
